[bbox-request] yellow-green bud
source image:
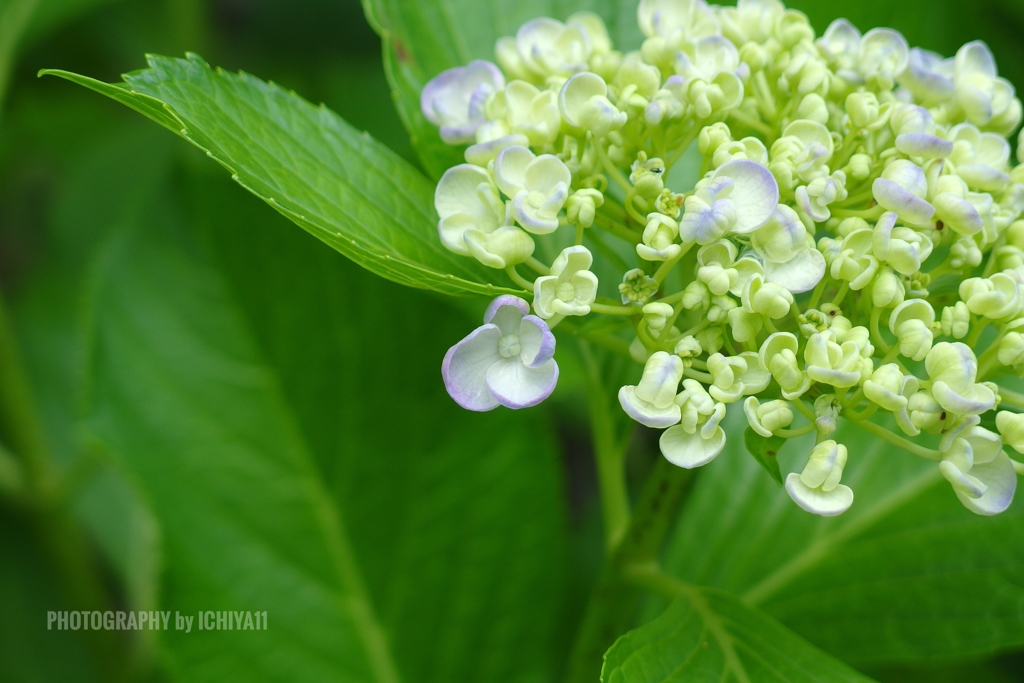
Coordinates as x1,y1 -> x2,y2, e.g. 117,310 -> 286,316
630,153 -> 666,198
566,188 -> 604,228
998,332 -> 1024,366
996,411 -> 1024,454
744,397 -> 794,437
864,364 -> 908,411
940,302 -> 970,339
847,91 -> 880,130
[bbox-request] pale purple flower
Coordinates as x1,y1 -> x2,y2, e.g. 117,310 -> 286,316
442,296 -> 558,411
421,60 -> 505,145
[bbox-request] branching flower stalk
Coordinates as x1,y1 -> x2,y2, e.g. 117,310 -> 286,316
425,0 -> 1024,537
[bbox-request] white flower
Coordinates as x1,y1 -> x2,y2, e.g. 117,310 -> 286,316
889,104 -> 953,159
533,246 -> 598,318
493,146 -> 571,234
435,164 -> 535,268
489,81 -> 562,147
759,332 -> 811,399
804,331 -> 862,388
939,419 -> 1016,515
817,19 -> 908,90
638,214 -> 682,261
619,351 -> 685,428
558,72 -> 627,138
751,205 -> 825,293
498,17 -> 593,81
421,60 -> 505,145
872,159 -> 935,225
948,123 -> 1011,192
680,159 -> 779,244
897,47 -> 954,105
673,36 -> 746,117
796,170 -> 847,222
952,41 -> 1021,133
718,0 -> 785,45
660,379 -> 727,468
872,211 -> 933,275
706,351 -> 770,402
786,440 -> 854,516
443,296 -> 558,410
638,0 -> 720,40
925,342 -> 996,415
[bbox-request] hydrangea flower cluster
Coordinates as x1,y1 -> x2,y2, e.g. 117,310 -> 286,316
425,0 -> 1024,517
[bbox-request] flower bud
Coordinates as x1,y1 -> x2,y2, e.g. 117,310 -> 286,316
728,307 -> 764,342
785,439 -> 854,516
998,332 -> 1024,366
674,336 -> 703,367
642,302 -> 674,335
619,268 -> 659,306
699,122 -> 732,157
940,302 -> 970,339
846,92 -> 880,130
696,326 -> 725,355
619,351 -> 684,428
681,280 -> 711,310
864,364 -> 908,411
959,274 -> 1022,320
908,391 -> 948,433
566,188 -> 604,228
630,153 -> 666,198
654,189 -> 684,219
996,411 -> 1024,454
744,397 -> 793,437
796,94 -> 829,125
872,267 -> 905,308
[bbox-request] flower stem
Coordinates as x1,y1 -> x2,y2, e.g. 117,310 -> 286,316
505,265 -> 535,291
847,417 -> 942,461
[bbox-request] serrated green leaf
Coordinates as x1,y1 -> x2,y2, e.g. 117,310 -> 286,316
81,171 -> 567,682
361,0 -> 644,179
743,427 -> 786,487
602,585 -> 875,683
652,409 -> 1024,666
41,54 -> 526,299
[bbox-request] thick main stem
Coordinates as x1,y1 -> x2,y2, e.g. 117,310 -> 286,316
564,454 -> 695,683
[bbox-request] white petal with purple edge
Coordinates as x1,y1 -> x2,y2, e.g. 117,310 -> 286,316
518,315 -> 556,367
764,249 -> 825,293
484,295 -> 529,325
442,325 -> 503,411
485,357 -> 559,409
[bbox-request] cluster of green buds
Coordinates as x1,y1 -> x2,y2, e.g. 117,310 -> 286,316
428,0 -> 1024,517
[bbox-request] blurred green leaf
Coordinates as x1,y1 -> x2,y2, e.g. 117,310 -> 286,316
361,0 -> 643,179
0,519 -> 101,683
602,585 -> 875,683
653,410 -> 1024,666
81,169 -> 568,682
42,54 -> 525,298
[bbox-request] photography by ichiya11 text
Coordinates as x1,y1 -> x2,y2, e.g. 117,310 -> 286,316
47,611 -> 268,632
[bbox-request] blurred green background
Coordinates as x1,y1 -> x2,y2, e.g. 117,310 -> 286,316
2,1 -> 1024,682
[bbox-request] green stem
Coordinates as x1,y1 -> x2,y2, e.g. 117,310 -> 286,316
847,417 -> 942,461
524,256 -> 550,276
579,342 -> 632,551
505,265 -> 535,292
590,301 -> 639,316
565,456 -> 695,683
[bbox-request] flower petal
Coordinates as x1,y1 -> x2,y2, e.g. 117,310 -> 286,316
485,357 -> 559,409
764,248 -> 825,293
494,145 -> 536,198
714,159 -> 779,233
618,386 -> 681,428
953,451 -> 1017,515
517,315 -> 556,367
785,473 -> 854,516
442,324 -> 503,411
660,425 -> 726,468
